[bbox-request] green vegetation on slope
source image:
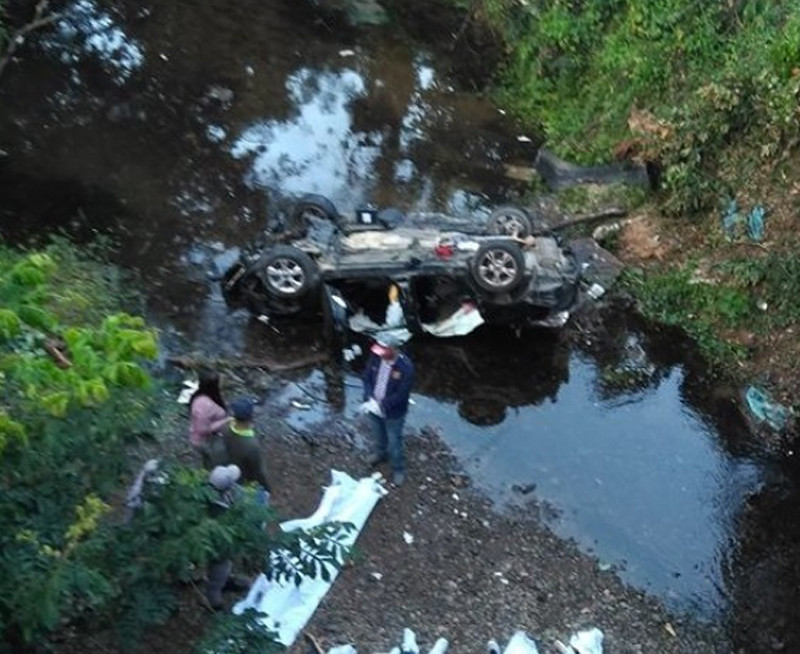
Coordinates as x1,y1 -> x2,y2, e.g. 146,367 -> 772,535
472,0 -> 800,214
0,239 -> 347,653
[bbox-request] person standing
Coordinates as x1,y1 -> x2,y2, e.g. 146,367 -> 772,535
189,370 -> 231,469
361,333 -> 414,486
223,397 -> 273,500
205,464 -> 249,610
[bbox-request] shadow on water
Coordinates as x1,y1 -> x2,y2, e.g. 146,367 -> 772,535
2,0 -> 800,645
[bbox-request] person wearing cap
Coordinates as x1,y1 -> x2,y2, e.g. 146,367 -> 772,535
361,332 -> 415,486
223,397 -> 273,498
206,464 -> 249,609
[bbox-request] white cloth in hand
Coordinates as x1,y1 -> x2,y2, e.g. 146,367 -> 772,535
359,398 -> 383,417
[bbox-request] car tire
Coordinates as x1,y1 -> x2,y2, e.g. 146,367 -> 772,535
471,241 -> 526,294
291,194 -> 339,231
255,245 -> 319,299
486,206 -> 534,238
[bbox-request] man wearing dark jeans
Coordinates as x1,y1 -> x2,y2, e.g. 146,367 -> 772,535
361,333 -> 414,486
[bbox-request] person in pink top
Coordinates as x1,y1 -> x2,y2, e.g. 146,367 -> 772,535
189,370 -> 231,469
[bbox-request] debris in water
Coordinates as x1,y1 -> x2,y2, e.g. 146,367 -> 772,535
511,483 -> 537,495
291,400 -> 312,410
586,283 -> 606,300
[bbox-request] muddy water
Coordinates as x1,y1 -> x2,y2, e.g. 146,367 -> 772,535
0,0 -> 791,634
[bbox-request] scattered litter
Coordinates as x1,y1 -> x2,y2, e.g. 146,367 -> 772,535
323,629 -> 601,654
586,283 -> 606,300
452,493 -> 460,501
745,385 -> 791,431
370,572 -> 383,581
328,646 -> 357,654
597,561 -> 613,572
664,622 -> 677,638
569,628 -> 604,654
291,400 -> 312,410
403,531 -> 414,545
402,628 -> 420,654
747,205 -> 766,241
503,631 -> 540,654
257,314 -> 270,324
177,379 -> 198,404
757,300 -> 768,312
722,197 -> 768,242
516,135 -> 533,143
498,108 -> 507,115
722,198 -> 740,240
511,483 -> 536,495
159,52 -> 169,61
343,344 -> 363,362
339,49 -> 356,57
245,65 -> 255,76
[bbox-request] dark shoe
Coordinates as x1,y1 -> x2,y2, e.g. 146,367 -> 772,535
392,471 -> 406,487
367,452 -> 387,467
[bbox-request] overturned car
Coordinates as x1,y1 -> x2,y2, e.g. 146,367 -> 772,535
221,195 -> 582,338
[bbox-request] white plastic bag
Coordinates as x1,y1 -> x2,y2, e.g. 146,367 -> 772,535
569,628 -> 603,654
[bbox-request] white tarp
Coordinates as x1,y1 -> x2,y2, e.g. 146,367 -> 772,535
233,470 -> 388,646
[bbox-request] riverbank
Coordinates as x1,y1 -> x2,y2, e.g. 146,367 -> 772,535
54,360 -> 730,654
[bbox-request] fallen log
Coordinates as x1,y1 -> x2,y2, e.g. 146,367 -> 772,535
167,351 -> 328,372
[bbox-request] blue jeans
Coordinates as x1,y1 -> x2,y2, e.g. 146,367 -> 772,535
367,412 -> 406,474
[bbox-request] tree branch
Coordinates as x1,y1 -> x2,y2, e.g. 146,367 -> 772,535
0,0 -> 61,80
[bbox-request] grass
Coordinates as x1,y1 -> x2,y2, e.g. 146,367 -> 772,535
622,249 -> 800,370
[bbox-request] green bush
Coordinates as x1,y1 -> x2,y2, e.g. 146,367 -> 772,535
484,0 -> 800,214
0,240 -> 351,652
622,265 -> 752,366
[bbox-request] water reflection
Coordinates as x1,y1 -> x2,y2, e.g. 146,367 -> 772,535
44,0 -> 144,83
232,67 -> 381,210
260,315 -> 764,616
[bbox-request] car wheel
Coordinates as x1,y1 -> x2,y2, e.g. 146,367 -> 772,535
471,241 -> 526,293
291,194 -> 339,231
487,206 -> 533,238
256,245 -> 319,299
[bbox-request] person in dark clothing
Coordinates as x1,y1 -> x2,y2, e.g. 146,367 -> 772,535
361,333 -> 415,486
205,463 -> 249,610
223,397 -> 272,500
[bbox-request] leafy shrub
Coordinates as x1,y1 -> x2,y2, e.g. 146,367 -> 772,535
483,0 -> 800,214
622,265 -> 752,366
0,239 -> 350,652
